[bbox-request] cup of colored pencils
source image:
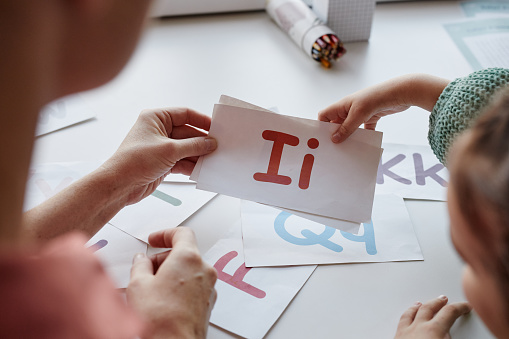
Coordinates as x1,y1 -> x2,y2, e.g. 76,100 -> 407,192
266,0 -> 346,68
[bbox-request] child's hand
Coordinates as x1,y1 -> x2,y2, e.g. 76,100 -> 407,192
394,295 -> 472,339
127,227 -> 217,339
318,74 -> 450,143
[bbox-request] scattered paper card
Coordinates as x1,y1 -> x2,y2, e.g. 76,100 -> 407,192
444,17 -> 509,70
241,194 -> 423,267
163,173 -> 195,183
24,162 -> 100,211
194,97 -> 383,223
110,182 -> 216,242
461,0 -> 509,17
37,94 -> 96,136
25,163 -> 146,289
273,205 -> 360,234
203,223 -> 316,339
375,143 -> 448,201
86,223 -> 147,288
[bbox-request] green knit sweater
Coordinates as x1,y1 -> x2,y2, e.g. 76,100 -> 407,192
428,68 -> 509,165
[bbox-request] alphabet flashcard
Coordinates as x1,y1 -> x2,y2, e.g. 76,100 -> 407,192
163,173 -> 195,183
36,94 -> 96,136
203,224 -> 316,339
24,162 -> 99,211
375,143 -> 449,201
25,162 -> 147,288
86,223 -> 147,288
195,99 -> 383,223
274,205 -> 361,234
241,194 -> 423,267
110,182 -> 217,242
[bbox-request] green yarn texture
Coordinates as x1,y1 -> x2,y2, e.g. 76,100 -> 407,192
428,68 -> 509,165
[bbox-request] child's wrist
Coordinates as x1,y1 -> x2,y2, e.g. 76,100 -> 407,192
404,74 -> 450,112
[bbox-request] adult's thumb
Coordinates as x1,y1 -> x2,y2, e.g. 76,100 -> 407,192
130,253 -> 153,281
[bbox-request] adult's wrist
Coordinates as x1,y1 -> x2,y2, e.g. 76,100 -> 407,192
90,163 -> 133,210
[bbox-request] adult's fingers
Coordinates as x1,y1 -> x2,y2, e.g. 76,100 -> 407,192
433,302 -> 472,331
148,227 -> 199,253
166,136 -> 217,161
415,295 -> 449,321
130,253 -> 154,281
171,125 -> 208,140
171,159 -> 198,176
149,250 -> 172,272
139,108 -> 212,137
397,302 -> 422,329
167,107 -> 212,131
207,288 -> 218,319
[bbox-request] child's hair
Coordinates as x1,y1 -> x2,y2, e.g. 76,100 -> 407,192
450,85 -> 509,312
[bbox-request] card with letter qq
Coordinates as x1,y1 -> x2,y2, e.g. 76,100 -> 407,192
193,96 -> 383,224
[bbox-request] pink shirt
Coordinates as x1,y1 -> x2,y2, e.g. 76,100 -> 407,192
0,233 -> 143,338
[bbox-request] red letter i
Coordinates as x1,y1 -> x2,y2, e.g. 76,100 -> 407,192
299,138 -> 319,189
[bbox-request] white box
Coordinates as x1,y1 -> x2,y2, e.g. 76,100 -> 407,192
150,0 -> 265,17
313,0 -> 376,42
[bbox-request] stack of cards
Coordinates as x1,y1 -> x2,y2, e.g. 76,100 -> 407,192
191,95 -> 384,234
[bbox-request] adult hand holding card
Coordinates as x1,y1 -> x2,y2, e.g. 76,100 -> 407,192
194,96 -> 383,224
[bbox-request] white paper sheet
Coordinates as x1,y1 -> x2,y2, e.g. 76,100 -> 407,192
444,17 -> 509,70
241,194 -> 423,267
24,163 -> 146,289
24,162 -> 100,211
271,205 -> 361,234
162,173 -> 195,183
190,95 -> 383,182
36,95 -> 96,136
375,143 -> 448,201
190,95 -> 274,182
461,1 -> 509,18
203,224 -> 316,339
86,224 -> 147,288
110,183 -> 216,242
195,103 -> 382,223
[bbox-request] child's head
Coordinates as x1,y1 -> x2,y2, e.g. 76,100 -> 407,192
447,86 -> 509,338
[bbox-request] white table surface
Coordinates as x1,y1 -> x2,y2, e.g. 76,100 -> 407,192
31,1 -> 496,338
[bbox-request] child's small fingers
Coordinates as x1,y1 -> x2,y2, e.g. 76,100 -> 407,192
397,302 -> 422,329
318,107 -> 340,122
433,302 -> 472,331
363,116 -> 382,130
331,109 -> 369,143
415,295 -> 449,321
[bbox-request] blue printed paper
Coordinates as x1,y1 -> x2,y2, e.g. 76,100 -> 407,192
241,194 -> 423,267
